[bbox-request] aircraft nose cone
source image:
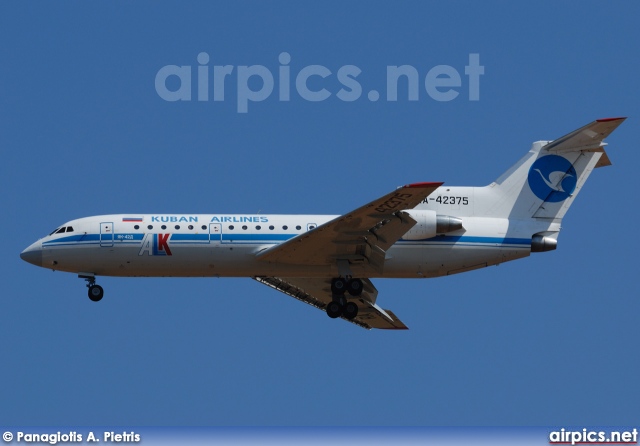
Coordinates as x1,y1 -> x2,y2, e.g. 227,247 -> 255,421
20,243 -> 43,267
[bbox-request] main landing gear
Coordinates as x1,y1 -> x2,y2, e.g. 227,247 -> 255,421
81,275 -> 104,302
326,277 -> 363,320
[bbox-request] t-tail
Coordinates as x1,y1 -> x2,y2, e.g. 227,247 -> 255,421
475,117 -> 625,251
418,117 -> 626,253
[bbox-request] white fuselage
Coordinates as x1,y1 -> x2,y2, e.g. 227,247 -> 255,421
21,210 -> 538,280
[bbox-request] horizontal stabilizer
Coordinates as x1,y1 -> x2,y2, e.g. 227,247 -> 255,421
543,117 -> 626,153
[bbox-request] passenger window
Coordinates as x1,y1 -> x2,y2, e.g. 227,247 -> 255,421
148,225 -> 153,230
282,225 -> 288,230
229,225 -> 234,230
134,225 -> 140,230
256,225 -> 261,230
242,225 -> 247,230
296,225 -> 301,230
175,225 -> 180,230
188,225 -> 194,230
201,225 -> 206,230
269,225 -> 274,230
161,225 -> 167,230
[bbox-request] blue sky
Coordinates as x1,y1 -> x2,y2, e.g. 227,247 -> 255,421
1,1 -> 639,427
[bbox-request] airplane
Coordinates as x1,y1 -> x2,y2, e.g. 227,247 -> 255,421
20,118 -> 625,329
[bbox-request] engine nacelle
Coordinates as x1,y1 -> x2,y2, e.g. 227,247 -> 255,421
401,210 -> 463,240
436,215 -> 464,234
531,234 -> 558,252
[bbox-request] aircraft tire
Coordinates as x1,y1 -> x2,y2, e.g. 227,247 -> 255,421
330,278 -> 347,295
88,285 -> 104,302
347,278 -> 363,296
343,302 -> 359,320
326,301 -> 343,319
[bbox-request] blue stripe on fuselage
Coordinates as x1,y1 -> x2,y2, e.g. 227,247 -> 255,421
398,235 -> 531,246
41,232 -> 532,248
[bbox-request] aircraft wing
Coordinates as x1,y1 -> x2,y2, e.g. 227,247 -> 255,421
256,182 -> 443,273
543,117 -> 626,158
253,276 -> 408,330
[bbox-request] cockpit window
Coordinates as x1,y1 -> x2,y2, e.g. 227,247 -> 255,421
47,226 -> 74,236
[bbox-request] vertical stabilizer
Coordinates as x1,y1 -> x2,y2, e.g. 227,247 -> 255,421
475,118 -> 625,221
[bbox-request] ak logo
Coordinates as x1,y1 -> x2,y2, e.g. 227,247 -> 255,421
527,155 -> 577,202
139,233 -> 172,256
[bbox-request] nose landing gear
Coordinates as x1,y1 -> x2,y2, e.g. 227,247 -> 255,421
80,274 -> 104,302
88,284 -> 104,302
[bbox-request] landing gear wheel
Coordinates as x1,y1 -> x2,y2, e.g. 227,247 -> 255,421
347,278 -> 363,296
326,301 -> 343,319
343,301 -> 359,320
88,285 -> 104,302
331,278 -> 347,295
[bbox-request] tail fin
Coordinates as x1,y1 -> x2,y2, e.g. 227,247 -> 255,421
476,117 -> 625,220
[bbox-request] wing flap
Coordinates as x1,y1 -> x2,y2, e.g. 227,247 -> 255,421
253,276 -> 408,330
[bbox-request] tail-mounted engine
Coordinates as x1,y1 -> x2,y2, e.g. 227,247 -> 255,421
531,233 -> 558,252
401,210 -> 463,240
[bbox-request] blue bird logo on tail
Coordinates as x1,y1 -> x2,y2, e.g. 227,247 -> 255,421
533,168 -> 574,192
528,155 -> 577,202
